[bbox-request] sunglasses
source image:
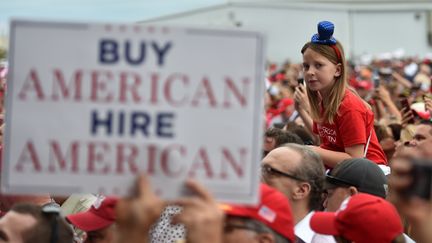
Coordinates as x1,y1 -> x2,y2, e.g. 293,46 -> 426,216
261,164 -> 306,182
42,204 -> 61,243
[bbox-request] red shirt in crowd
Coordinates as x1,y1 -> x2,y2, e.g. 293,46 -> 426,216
313,89 -> 387,166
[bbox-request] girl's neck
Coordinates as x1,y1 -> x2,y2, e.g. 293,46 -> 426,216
319,86 -> 332,98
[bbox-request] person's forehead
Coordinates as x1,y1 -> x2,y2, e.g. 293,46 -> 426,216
302,48 -> 329,62
415,124 -> 432,138
262,147 -> 302,169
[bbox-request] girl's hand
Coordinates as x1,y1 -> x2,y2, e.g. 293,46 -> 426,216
294,84 -> 310,112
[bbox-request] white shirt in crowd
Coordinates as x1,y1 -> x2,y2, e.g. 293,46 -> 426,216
295,211 -> 336,243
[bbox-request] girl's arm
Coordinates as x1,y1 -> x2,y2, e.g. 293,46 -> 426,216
311,144 -> 364,168
294,85 -> 319,143
297,107 -> 314,135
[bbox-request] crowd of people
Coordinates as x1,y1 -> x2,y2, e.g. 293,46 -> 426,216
0,20 -> 432,243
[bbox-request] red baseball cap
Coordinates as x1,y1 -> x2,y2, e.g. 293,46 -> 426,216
310,193 -> 403,243
277,98 -> 294,113
222,184 -> 295,242
354,80 -> 372,90
66,196 -> 118,232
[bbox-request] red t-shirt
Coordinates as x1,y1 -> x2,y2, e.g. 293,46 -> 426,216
313,90 -> 387,166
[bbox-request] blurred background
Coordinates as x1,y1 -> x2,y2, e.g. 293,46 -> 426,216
1,0 -> 432,63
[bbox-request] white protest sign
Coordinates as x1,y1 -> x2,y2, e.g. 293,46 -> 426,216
2,19 -> 265,204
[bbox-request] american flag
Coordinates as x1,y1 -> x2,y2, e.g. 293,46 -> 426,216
258,205 -> 276,223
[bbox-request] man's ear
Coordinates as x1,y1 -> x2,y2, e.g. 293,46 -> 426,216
257,232 -> 275,243
348,186 -> 359,196
334,63 -> 342,78
292,182 -> 311,200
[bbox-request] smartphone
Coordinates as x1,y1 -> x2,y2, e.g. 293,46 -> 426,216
405,159 -> 432,200
372,72 -> 380,88
298,78 -> 304,86
401,98 -> 415,124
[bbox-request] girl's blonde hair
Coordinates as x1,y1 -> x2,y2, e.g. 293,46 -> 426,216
301,41 -> 347,124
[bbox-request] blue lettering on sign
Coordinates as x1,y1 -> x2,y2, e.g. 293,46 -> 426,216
90,110 -> 175,138
157,113 -> 175,138
91,110 -> 113,135
99,39 -> 172,66
99,40 -> 119,64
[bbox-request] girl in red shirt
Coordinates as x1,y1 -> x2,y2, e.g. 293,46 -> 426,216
295,21 -> 387,168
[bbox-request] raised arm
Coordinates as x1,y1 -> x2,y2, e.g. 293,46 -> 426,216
294,85 -> 319,143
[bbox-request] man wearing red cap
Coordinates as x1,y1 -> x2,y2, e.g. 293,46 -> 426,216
310,193 -> 406,243
66,196 -> 117,243
221,183 -> 295,243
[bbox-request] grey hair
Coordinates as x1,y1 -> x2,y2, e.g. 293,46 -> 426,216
280,143 -> 325,210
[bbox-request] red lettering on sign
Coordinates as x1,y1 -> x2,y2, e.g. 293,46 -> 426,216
15,141 -> 42,172
51,69 -> 83,101
119,72 -> 142,103
18,69 -> 45,100
191,77 -> 217,107
160,144 -> 187,177
87,142 -> 111,174
90,71 -> 114,102
115,143 -> 139,174
220,147 -> 247,179
223,77 -> 250,108
164,73 -> 189,107
48,141 -> 79,173
188,148 -> 214,178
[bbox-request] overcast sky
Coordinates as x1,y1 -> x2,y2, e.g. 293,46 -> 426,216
0,0 -> 223,36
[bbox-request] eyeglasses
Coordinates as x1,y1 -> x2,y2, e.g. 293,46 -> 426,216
325,175 -> 358,188
261,164 -> 306,182
42,204 -> 61,243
